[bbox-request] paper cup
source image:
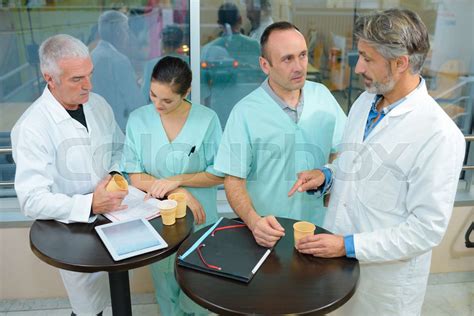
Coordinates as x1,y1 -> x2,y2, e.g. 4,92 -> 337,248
293,221 -> 316,247
168,192 -> 187,218
106,174 -> 128,192
158,199 -> 178,225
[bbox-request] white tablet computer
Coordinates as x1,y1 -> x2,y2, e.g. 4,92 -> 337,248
95,218 -> 168,261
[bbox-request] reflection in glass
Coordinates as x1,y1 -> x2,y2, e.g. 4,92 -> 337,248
142,24 -> 190,103
245,0 -> 274,42
0,2 -> 191,198
91,10 -> 146,132
201,2 -> 265,127
0,0 -> 473,196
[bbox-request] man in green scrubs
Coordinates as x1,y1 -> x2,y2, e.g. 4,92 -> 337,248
215,21 -> 346,247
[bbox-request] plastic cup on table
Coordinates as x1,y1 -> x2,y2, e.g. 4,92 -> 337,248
158,199 -> 178,225
168,192 -> 187,218
293,221 -> 316,248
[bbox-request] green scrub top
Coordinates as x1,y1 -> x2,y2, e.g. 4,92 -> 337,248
121,101 -> 223,225
215,81 -> 346,225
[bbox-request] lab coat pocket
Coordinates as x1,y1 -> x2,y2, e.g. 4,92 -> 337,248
357,166 -> 405,214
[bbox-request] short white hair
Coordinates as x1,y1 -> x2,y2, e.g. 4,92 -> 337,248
39,34 -> 90,80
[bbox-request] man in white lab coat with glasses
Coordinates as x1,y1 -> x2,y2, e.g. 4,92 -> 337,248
289,9 -> 465,315
12,34 -> 126,316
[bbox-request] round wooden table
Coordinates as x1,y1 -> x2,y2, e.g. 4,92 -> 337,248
175,217 -> 359,315
30,212 -> 194,316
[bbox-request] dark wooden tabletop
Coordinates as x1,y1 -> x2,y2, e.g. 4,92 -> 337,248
30,210 -> 194,273
175,217 -> 359,315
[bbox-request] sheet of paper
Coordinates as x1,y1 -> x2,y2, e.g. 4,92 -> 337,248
104,186 -> 160,222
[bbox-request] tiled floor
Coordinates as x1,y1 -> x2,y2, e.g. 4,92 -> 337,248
1,272 -> 473,315
0,304 -> 160,316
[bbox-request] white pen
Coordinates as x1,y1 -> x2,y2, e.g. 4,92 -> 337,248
251,248 -> 272,275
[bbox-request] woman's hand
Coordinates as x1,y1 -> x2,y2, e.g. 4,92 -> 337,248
171,188 -> 206,225
146,178 -> 181,199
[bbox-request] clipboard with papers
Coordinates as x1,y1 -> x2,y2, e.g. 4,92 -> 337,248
177,217 -> 273,283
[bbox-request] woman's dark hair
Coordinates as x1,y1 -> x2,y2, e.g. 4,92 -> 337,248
151,56 -> 192,96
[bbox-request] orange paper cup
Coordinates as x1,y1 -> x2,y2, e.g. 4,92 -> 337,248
158,199 -> 178,225
168,192 -> 187,218
105,174 -> 128,192
293,221 -> 316,248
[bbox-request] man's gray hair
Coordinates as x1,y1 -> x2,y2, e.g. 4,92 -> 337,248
355,8 -> 430,74
39,34 -> 89,80
98,10 -> 128,44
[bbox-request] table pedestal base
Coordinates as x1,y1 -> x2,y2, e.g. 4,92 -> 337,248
109,271 -> 132,316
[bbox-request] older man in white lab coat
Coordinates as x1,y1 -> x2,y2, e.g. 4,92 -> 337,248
289,9 -> 465,315
12,34 -> 126,316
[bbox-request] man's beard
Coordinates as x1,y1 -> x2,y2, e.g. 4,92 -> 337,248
364,64 -> 396,95
366,75 -> 396,95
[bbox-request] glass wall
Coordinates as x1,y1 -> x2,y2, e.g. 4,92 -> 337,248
0,0 -> 190,197
199,0 -> 474,129
1,0 -> 473,201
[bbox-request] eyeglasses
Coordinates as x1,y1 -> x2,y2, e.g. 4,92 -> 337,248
197,223 -> 247,270
211,223 -> 246,236
197,244 -> 221,270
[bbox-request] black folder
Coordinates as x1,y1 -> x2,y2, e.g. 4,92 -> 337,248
177,217 -> 272,283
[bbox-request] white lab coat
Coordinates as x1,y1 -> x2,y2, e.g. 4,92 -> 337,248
12,86 -> 123,315
325,79 -> 465,315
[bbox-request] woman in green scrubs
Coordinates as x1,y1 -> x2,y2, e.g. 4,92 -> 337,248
121,56 -> 223,315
